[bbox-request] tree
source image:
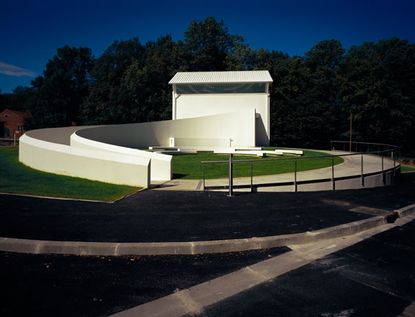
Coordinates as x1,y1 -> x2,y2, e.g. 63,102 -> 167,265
80,38 -> 145,124
184,17 -> 238,71
340,38 -> 415,154
303,40 -> 345,147
269,56 -> 314,147
118,36 -> 188,122
29,46 -> 93,127
225,35 -> 256,70
0,86 -> 35,111
305,39 -> 345,69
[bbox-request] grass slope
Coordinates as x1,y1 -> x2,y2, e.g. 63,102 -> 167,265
173,149 -> 344,179
0,147 -> 139,201
401,165 -> 415,173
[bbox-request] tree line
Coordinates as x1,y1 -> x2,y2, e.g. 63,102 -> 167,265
1,17 -> 414,155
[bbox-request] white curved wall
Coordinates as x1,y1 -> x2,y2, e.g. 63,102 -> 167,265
19,134 -> 150,187
19,110 -> 256,187
70,133 -> 172,181
76,110 -> 256,149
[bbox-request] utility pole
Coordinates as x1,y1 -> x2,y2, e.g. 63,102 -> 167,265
349,112 -> 353,152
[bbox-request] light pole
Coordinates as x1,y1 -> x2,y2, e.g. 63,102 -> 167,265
13,131 -> 18,147
227,153 -> 233,197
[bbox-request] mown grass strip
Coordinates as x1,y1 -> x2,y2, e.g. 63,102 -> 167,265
172,149 -> 344,179
401,165 -> 415,173
0,147 -> 140,202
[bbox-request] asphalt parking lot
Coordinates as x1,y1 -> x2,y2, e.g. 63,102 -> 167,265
0,248 -> 288,317
1,173 -> 414,243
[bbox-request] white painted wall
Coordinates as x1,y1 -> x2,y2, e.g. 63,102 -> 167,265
173,93 -> 270,145
76,110 -> 256,149
70,133 -> 172,181
19,134 -> 150,187
19,110 -> 255,187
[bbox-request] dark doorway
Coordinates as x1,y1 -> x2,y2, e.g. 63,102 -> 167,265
0,121 -> 4,138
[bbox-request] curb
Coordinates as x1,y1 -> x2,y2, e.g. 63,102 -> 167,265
1,204 -> 414,256
0,192 -> 114,204
0,188 -> 145,204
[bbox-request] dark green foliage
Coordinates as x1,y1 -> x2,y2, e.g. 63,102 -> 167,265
80,38 -> 145,124
0,86 -> 35,111
1,18 -> 414,155
339,38 -> 415,154
26,46 -> 94,128
185,17 -> 237,71
117,36 -> 188,122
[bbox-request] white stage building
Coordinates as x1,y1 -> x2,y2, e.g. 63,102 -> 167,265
170,70 -> 273,146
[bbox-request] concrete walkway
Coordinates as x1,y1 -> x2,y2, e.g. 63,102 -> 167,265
154,151 -> 397,192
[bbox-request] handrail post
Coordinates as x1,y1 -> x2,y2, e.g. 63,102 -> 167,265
381,153 -> 385,184
393,150 -> 396,178
250,161 -> 253,193
202,163 -> 205,191
294,159 -> 297,192
332,157 -> 335,190
227,153 -> 233,197
361,154 -> 364,187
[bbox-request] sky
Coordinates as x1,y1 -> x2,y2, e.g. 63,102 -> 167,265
1,0 -> 415,93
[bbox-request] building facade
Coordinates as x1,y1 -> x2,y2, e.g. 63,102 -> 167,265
169,70 -> 273,146
0,109 -> 31,138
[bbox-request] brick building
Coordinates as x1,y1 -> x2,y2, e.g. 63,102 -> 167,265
0,109 -> 31,138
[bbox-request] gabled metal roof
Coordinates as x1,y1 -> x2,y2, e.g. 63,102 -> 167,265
169,70 -> 273,84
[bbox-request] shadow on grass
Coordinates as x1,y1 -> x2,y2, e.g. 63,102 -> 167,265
172,173 -> 188,179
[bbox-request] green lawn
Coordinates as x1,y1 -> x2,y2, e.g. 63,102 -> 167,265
172,149 -> 344,179
0,147 -> 140,201
401,165 -> 415,173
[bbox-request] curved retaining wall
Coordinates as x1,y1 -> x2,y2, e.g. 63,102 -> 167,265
18,110 -> 256,187
19,133 -> 151,187
70,133 -> 172,181
75,110 -> 256,149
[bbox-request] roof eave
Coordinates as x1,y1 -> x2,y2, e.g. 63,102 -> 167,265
169,80 -> 273,85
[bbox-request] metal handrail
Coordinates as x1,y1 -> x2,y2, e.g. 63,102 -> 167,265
201,149 -> 395,165
201,141 -> 400,194
330,140 -> 400,149
202,140 -> 399,165
0,137 -> 19,146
